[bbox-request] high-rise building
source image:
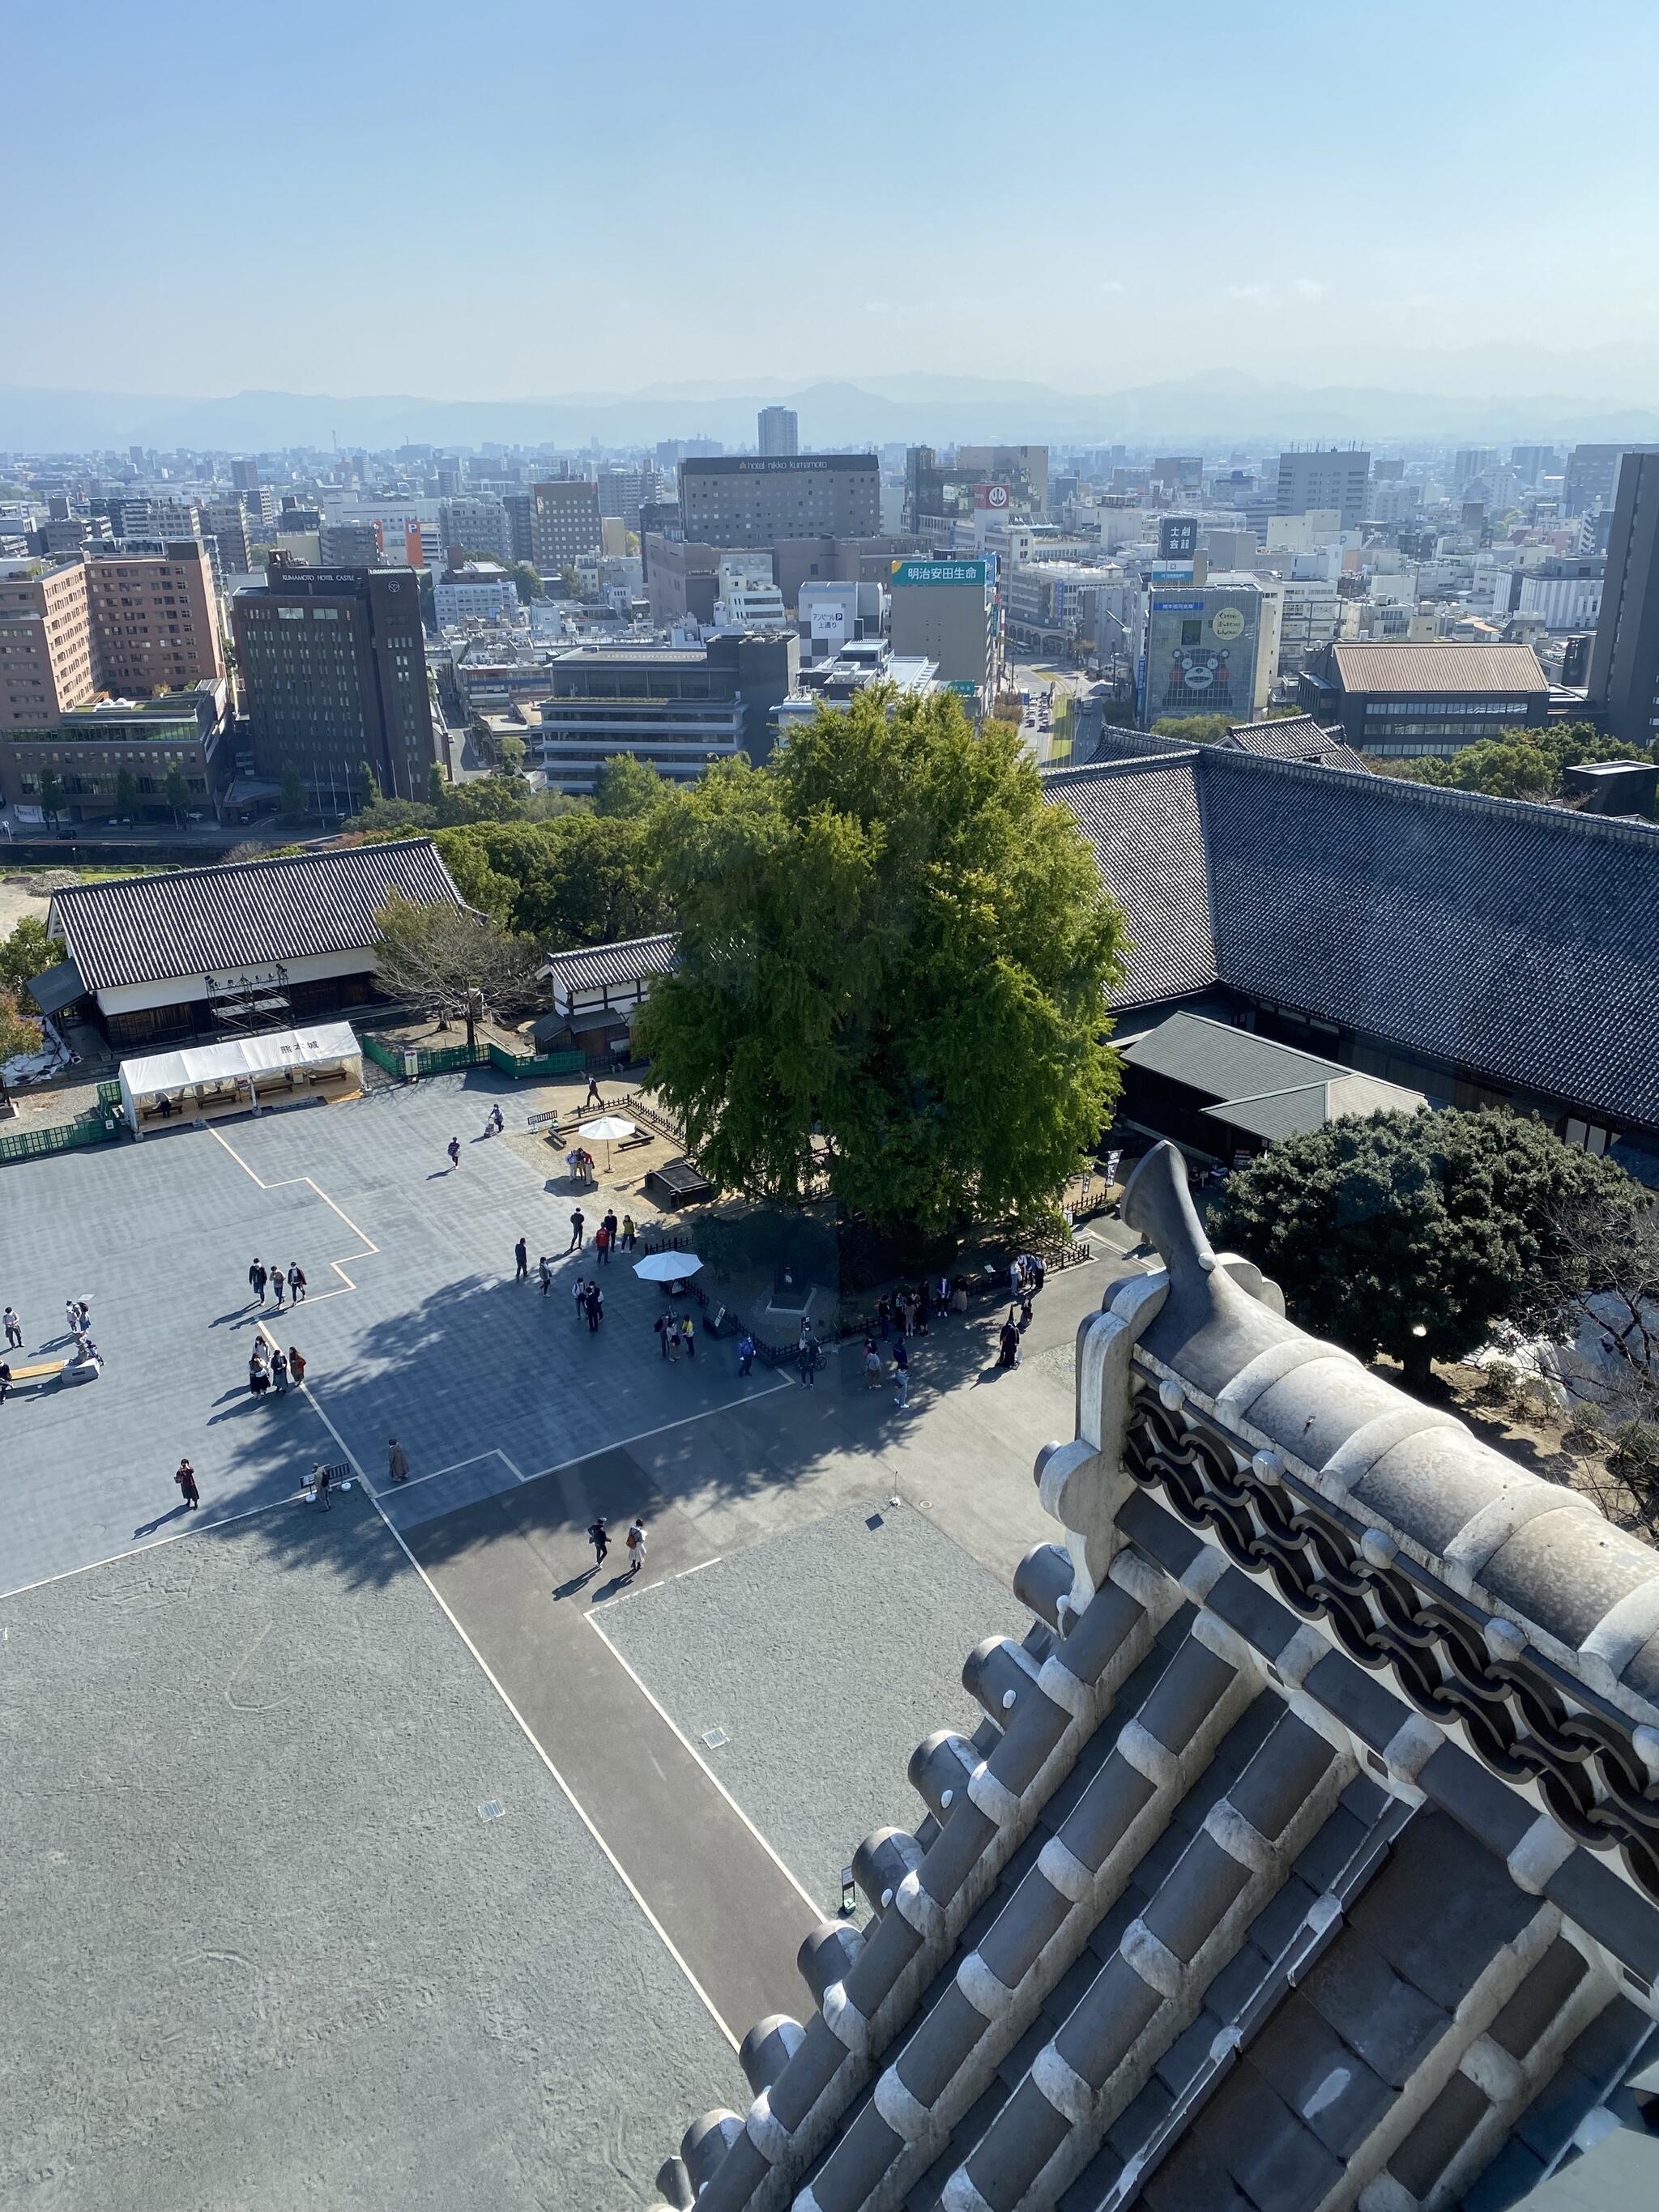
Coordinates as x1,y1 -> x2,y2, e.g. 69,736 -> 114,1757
595,468 -> 658,535
680,454 -> 880,548
529,480 -> 603,570
83,541 -> 223,696
1274,448 -> 1371,529
1588,450 -> 1659,748
199,497 -> 255,576
0,556 -> 97,727
1564,442 -> 1659,518
231,557 -> 437,812
1139,576 -> 1269,725
318,522 -> 382,568
757,407 -> 799,458
903,446 -> 1048,538
231,457 -> 262,495
886,556 -> 997,697
530,633 -> 799,795
437,494 -> 512,565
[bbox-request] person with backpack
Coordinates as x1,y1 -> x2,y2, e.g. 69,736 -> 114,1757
248,1259 -> 267,1305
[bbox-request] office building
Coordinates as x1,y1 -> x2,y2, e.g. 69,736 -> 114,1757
434,561 -> 522,629
1274,447 -> 1371,529
643,535 -> 723,628
905,445 -> 1048,537
886,556 -> 996,699
1508,444 -> 1560,488
680,454 -> 880,548
0,679 -> 232,825
231,557 -> 437,812
1588,449 -> 1659,747
199,497 -> 255,576
714,556 -> 785,627
318,522 -> 382,569
1149,454 -> 1204,498
1275,573 -> 1344,675
437,493 -> 512,565
529,479 -> 603,570
595,468 -> 657,535
230,457 -> 262,495
757,406 -> 799,458
1139,575 -> 1269,725
1514,557 -> 1603,633
1299,637 -> 1549,755
0,555 -> 97,727
1564,442 -> 1659,517
529,632 -> 800,795
957,444 -> 1050,516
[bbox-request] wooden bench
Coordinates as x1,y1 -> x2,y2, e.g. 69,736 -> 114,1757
5,1357 -> 67,1386
616,1128 -> 651,1152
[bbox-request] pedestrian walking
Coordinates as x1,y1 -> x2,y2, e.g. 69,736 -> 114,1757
594,1222 -> 611,1266
0,1362 -> 11,1406
667,1315 -> 682,1362
446,1136 -> 461,1171
951,1278 -> 970,1316
893,1337 -> 910,1407
997,1315 -> 1021,1369
566,1208 -> 586,1253
515,1236 -> 529,1280
174,1458 -> 199,1511
271,1346 -> 290,1393
1018,1289 -> 1034,1332
539,1255 -> 552,1295
387,1438 -> 410,1484
680,1313 -> 695,1360
798,1332 -> 819,1388
589,1516 -> 609,1569
625,1516 -> 646,1575
4,1306 -> 22,1349
863,1337 -> 882,1388
584,1282 -> 603,1332
572,1275 -> 586,1322
737,1331 -> 756,1376
288,1264 -> 306,1303
75,1299 -> 90,1334
271,1268 -> 286,1308
602,1208 -> 618,1241
484,1103 -> 503,1137
288,1345 -> 307,1386
583,1075 -> 603,1110
315,1460 -> 332,1511
621,1213 -> 636,1251
248,1259 -> 267,1303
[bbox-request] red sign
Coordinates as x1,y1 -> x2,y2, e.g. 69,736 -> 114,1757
975,483 -> 1011,511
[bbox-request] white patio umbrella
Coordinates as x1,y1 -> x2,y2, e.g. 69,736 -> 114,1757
578,1114 -> 637,1170
633,1251 -> 703,1283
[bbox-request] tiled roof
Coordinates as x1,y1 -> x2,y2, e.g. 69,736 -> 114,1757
1199,748 -> 1659,1129
1222,714 -> 1370,773
659,1147 -> 1659,2212
1324,639 -> 1549,696
48,838 -> 463,991
1047,748 -> 1659,1131
1045,760 -> 1218,1008
539,931 -> 676,994
1115,1011 -> 1349,1099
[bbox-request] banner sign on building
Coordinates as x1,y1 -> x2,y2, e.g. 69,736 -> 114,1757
975,483 -> 1011,511
1158,517 -> 1199,560
889,559 -> 991,587
1141,588 -> 1261,725
810,602 -> 847,645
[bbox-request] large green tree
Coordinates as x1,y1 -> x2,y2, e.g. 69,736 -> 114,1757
435,812 -> 668,948
592,754 -> 669,818
633,690 -> 1126,1233
1376,721 -> 1650,803
0,915 -> 58,1001
1209,1108 -> 1636,1387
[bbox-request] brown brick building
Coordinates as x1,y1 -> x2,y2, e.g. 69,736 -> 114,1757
0,541 -> 224,736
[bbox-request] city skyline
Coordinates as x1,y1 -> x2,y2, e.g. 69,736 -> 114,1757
10,1 -> 1659,410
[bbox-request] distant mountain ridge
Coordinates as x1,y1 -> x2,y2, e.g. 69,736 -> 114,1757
6,374 -> 1659,453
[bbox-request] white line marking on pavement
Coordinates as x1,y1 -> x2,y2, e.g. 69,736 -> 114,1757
292,1370 -> 740,2053
584,1608 -> 824,1920
524,1373 -> 794,1482
209,1127 -> 381,1294
0,1489 -> 308,1603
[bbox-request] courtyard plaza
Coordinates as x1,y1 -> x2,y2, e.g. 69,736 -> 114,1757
0,1069 -> 1122,2210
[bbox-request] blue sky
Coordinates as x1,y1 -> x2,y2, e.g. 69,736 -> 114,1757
11,0 -> 1659,399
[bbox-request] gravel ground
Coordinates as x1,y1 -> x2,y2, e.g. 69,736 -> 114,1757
599,1502 -> 1021,1915
0,1494 -> 745,2211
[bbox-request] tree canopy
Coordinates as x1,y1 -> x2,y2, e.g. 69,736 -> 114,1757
434,812 -> 670,949
1208,1108 -> 1636,1387
592,754 -> 670,818
1373,721 -> 1652,804
633,690 -> 1126,1234
0,914 -> 58,1003
1151,714 -> 1233,744
372,892 -> 539,1046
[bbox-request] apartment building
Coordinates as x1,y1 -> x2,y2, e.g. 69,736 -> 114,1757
0,542 -> 221,733
0,556 -> 97,727
529,481 -> 603,571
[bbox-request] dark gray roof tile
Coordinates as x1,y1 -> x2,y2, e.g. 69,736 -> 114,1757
1045,757 -> 1218,1007
1388,2071 -> 1492,2197
1205,2066 -> 1347,2211
1488,1941 -> 1590,2059
49,837 -> 463,989
1246,1991 -> 1396,2159
1456,2133 -> 1547,2212
1349,1813 -> 1534,2012
1512,2064 -> 1602,2163
1301,1926 -> 1448,2086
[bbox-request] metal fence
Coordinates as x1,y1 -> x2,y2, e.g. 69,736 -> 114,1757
360,1034 -> 591,1081
0,1109 -> 120,1166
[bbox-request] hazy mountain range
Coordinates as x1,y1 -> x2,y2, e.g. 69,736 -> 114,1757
6,373 -> 1659,454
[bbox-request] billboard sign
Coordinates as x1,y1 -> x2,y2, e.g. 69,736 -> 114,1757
809,600 -> 847,645
975,482 -> 1011,512
1158,516 -> 1199,560
889,558 -> 991,587
1140,587 -> 1260,725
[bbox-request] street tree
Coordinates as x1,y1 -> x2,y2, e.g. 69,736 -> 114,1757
1208,1108 -> 1635,1388
114,766 -> 139,817
592,754 -> 668,817
434,812 -> 670,948
36,769 -> 62,826
164,768 -> 190,825
493,731 -> 527,779
280,765 -> 305,819
372,892 -> 540,1048
634,690 -> 1126,1234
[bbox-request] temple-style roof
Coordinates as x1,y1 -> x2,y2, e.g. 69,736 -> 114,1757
657,1144 -> 1659,2212
1046,746 -> 1659,1131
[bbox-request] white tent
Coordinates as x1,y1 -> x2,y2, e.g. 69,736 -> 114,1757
119,1021 -> 362,1134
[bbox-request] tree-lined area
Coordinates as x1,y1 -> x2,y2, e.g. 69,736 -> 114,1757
1370,719 -> 1654,803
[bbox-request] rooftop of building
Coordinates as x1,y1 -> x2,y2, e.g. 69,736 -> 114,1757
657,1142 -> 1659,2212
1319,640 -> 1550,694
46,836 -> 463,992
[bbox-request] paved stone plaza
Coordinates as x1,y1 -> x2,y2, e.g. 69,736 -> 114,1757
0,1072 -> 1117,2207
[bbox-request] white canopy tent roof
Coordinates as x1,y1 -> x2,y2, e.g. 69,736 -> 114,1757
119,1021 -> 361,1130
